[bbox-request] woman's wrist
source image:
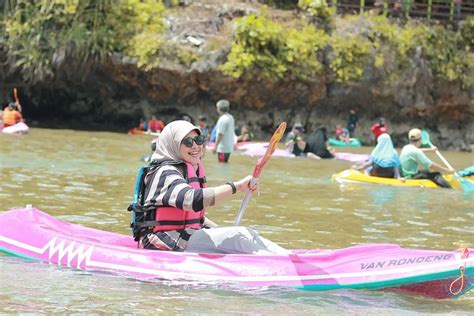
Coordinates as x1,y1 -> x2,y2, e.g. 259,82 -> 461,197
226,182 -> 237,194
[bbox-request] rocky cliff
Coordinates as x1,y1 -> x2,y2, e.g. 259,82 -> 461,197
2,0 -> 473,150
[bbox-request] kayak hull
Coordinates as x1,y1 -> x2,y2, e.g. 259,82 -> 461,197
332,169 -> 471,190
2,122 -> 29,134
242,142 -> 369,162
1,208 -> 472,298
206,141 -> 261,151
328,138 -> 362,147
128,128 -> 160,137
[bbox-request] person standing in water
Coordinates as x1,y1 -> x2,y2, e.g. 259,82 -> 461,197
346,109 -> 358,137
212,99 -> 235,163
197,115 -> 210,142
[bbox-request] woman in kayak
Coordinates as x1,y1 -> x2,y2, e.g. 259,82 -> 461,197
304,127 -> 335,159
2,102 -> 23,127
139,120 -> 287,254
285,123 -> 320,159
353,133 -> 401,178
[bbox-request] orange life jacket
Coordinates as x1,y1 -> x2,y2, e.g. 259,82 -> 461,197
3,108 -> 22,127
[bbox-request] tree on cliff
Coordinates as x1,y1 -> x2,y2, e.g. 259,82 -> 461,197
2,0 -> 167,82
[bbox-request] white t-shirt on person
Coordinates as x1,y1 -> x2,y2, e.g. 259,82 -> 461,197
215,113 -> 235,153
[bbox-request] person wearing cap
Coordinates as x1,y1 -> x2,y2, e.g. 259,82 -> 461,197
399,128 -> 454,188
197,115 -> 210,141
371,117 -> 388,143
212,99 -> 235,163
137,120 -> 286,254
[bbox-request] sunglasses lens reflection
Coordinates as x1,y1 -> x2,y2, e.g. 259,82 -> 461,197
183,135 -> 206,147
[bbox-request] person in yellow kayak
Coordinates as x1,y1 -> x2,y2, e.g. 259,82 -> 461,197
352,133 -> 401,178
399,128 -> 454,188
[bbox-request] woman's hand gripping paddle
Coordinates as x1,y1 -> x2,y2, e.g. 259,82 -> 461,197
421,130 -> 474,192
234,122 -> 287,226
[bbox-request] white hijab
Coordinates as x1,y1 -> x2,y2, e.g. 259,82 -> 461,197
151,120 -> 201,163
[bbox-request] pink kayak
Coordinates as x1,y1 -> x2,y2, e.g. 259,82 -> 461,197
243,142 -> 369,163
0,208 -> 472,299
206,141 -> 264,151
2,122 -> 29,134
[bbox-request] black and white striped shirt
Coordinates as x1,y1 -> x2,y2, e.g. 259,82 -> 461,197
143,164 -> 206,212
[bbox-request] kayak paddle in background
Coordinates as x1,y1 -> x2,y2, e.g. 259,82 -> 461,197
234,122 -> 287,226
421,130 -> 474,193
13,88 -> 22,112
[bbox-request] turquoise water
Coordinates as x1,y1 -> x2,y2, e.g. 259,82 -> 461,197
1,128 -> 473,313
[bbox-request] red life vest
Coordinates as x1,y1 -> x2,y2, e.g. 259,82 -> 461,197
371,123 -> 388,141
153,161 -> 206,232
148,119 -> 164,132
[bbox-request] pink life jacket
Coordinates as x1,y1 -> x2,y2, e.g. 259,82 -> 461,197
153,161 -> 206,232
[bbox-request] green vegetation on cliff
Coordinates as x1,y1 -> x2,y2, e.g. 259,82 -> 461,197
223,4 -> 473,86
365,15 -> 474,87
3,0 -> 166,80
2,0 -> 473,87
220,11 -> 329,80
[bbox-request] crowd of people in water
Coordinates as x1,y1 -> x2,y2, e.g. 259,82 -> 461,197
2,94 -> 457,191
134,100 -> 457,191
129,99 -> 464,255
2,96 -> 463,255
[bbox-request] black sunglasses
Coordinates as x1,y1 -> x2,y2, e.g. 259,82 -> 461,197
182,135 -> 206,148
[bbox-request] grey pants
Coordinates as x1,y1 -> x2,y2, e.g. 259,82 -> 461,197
185,227 -> 288,255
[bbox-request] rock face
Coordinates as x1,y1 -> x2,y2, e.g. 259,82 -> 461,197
2,1 -> 473,151
9,57 -> 472,151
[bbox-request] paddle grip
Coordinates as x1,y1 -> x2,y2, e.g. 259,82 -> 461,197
234,191 -> 252,226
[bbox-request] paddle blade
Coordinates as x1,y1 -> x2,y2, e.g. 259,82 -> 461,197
457,175 -> 474,193
421,130 -> 433,148
252,122 -> 287,178
234,122 -> 287,226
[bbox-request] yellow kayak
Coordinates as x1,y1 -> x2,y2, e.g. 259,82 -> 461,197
331,169 -> 472,190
